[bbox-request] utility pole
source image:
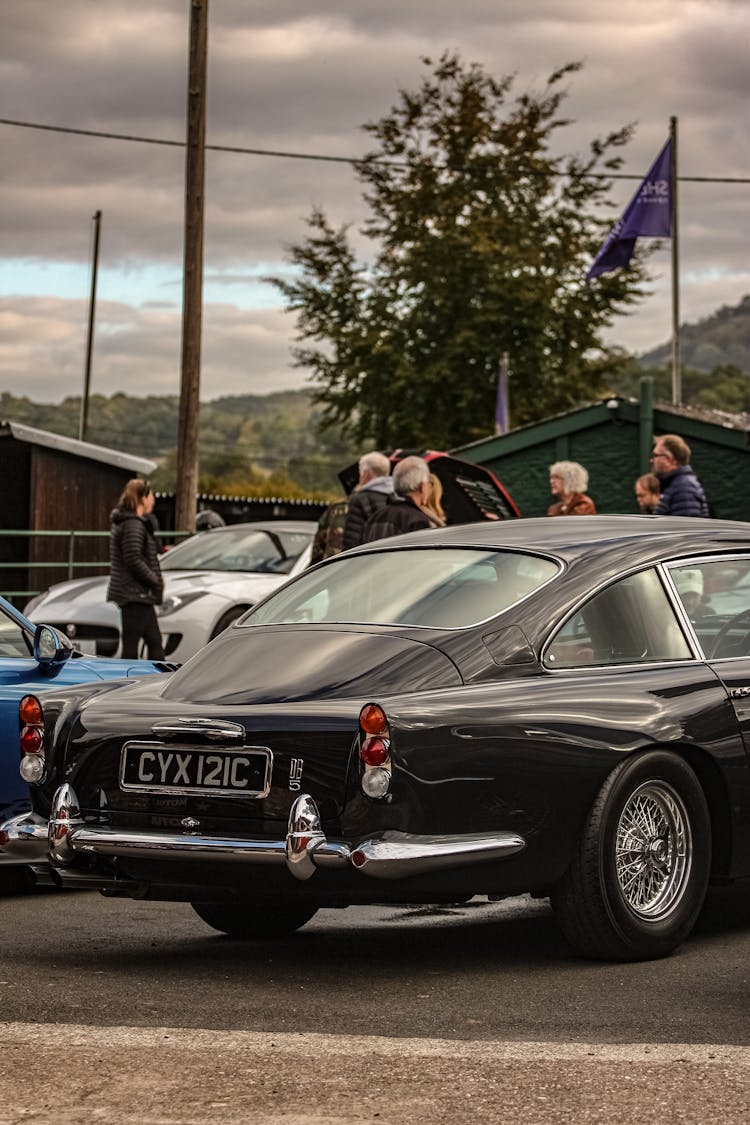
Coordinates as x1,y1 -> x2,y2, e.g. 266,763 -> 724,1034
175,0 -> 208,532
79,209 -> 101,443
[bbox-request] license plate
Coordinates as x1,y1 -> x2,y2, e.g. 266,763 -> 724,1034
74,639 -> 97,655
120,742 -> 272,797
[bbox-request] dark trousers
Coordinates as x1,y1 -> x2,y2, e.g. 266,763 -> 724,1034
120,602 -> 165,660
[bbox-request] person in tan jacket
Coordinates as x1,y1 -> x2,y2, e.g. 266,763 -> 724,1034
547,461 -> 597,516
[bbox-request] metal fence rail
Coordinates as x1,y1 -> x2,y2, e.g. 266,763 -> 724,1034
0,529 -> 187,604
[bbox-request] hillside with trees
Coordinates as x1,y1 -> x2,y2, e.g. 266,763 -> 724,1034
637,296 -> 750,374
0,389 -> 359,498
601,297 -> 750,413
1,298 -> 746,498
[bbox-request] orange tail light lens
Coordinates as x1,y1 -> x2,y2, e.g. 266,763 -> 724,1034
19,695 -> 44,726
359,703 -> 388,736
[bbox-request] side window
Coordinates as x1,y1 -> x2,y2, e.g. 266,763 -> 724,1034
670,559 -> 750,659
547,568 -> 692,669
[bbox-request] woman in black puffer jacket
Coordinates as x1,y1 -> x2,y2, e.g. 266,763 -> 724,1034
106,479 -> 165,659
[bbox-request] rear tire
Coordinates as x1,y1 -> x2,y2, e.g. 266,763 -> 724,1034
551,750 -> 711,961
191,899 -> 318,938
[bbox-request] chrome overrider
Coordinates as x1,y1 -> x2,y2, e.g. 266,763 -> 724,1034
1,786 -> 526,882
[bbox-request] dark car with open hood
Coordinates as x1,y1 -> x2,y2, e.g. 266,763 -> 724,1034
4,515 -> 750,961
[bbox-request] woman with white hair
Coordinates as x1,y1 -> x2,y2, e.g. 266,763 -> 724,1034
547,461 -> 597,516
363,456 -> 433,542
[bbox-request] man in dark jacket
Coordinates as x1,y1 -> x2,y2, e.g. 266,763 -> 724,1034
651,434 -> 710,517
342,451 -> 394,550
363,456 -> 433,542
106,478 -> 165,659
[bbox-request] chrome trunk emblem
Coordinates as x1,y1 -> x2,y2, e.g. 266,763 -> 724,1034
289,758 -> 304,791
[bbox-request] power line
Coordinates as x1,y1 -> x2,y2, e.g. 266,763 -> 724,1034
1,116 -> 747,184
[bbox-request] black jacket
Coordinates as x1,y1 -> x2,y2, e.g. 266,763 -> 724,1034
363,496 -> 432,542
106,507 -> 164,607
342,479 -> 394,550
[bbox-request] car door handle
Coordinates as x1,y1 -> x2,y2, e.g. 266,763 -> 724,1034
729,687 -> 750,699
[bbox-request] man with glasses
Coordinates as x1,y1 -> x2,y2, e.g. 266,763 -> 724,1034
651,434 -> 710,517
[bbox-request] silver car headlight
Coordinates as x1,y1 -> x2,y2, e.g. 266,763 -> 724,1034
156,591 -> 210,617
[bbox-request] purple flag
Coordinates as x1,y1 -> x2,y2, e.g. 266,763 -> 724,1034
495,355 -> 509,435
587,138 -> 672,280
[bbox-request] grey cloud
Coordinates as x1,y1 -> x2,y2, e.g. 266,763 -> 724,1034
0,295 -> 301,403
0,1 -> 747,402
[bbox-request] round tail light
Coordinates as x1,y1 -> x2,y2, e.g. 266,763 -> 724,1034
20,695 -> 44,726
360,736 -> 389,766
360,703 -> 388,736
20,726 -> 43,755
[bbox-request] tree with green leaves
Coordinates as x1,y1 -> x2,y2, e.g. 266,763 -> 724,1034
270,53 -> 651,449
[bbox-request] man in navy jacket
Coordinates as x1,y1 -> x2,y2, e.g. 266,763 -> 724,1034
651,434 -> 710,517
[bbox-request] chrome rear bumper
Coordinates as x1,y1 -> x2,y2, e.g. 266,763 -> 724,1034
1,785 -> 526,883
0,811 -> 48,865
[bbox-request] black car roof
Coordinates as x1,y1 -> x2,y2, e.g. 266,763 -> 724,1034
351,515 -> 750,566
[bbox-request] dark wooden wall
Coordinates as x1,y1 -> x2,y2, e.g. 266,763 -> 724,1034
0,440 -> 139,599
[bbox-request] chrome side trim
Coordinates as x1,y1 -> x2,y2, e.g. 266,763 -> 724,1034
42,787 -> 526,882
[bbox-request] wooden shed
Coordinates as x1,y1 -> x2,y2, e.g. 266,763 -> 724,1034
453,379 -> 750,522
0,419 -> 155,601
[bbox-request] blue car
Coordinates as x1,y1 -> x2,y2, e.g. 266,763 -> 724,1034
0,594 -> 174,869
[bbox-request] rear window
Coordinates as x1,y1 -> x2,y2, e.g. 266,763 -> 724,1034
242,548 -> 559,630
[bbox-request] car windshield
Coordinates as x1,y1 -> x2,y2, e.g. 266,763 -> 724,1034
243,547 -> 559,629
0,601 -> 33,658
161,527 -> 312,575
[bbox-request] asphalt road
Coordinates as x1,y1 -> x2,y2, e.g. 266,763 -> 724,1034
0,877 -> 748,1123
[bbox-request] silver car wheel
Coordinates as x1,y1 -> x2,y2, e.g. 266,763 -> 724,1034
615,780 -> 692,921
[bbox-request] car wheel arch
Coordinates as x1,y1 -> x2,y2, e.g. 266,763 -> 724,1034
668,742 -> 733,879
551,745 -> 714,960
209,605 -> 252,641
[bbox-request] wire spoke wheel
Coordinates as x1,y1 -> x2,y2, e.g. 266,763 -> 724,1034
615,781 -> 691,920
551,750 -> 711,961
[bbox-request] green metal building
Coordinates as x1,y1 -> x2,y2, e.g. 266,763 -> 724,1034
453,378 -> 750,522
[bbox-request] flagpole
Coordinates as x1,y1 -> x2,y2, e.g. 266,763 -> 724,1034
670,115 -> 681,406
495,352 -> 510,435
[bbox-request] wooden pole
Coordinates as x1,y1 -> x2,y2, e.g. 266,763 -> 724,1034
79,209 -> 101,442
175,0 -> 208,533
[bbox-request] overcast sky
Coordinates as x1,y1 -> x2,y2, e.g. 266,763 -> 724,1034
1,0 -> 748,405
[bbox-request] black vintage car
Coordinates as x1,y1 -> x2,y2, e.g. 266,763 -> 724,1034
4,515 -> 750,961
